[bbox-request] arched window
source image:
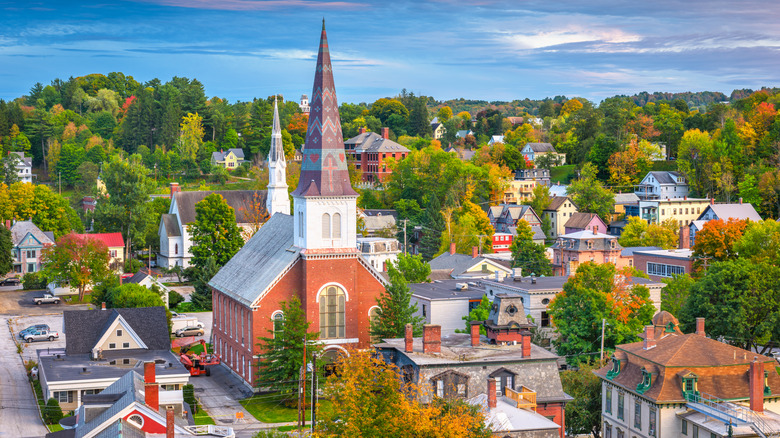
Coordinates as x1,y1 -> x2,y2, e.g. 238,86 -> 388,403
272,312 -> 284,338
332,213 -> 342,239
127,414 -> 144,427
322,213 -> 331,238
298,210 -> 304,237
174,243 -> 178,255
320,285 -> 345,339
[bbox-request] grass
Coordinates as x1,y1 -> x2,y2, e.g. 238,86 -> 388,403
62,294 -> 92,305
549,164 -> 576,184
193,410 -> 216,425
175,302 -> 210,313
48,424 -> 64,432
240,393 -> 333,424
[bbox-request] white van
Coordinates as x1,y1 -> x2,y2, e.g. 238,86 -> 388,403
170,315 -> 204,334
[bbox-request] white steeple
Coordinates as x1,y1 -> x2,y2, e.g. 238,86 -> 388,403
266,97 -> 291,216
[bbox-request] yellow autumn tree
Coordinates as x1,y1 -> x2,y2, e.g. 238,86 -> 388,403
178,112 -> 204,161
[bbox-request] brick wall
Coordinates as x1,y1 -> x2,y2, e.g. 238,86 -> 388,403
633,253 -> 693,282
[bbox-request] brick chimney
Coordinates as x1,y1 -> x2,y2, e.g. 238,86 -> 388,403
144,361 -> 159,411
359,127 -> 366,134
4,219 -> 9,229
166,407 -> 175,438
101,302 -> 106,310
679,225 -> 690,249
487,377 -> 497,409
643,325 -> 656,350
470,321 -> 481,347
170,182 -> 181,198
422,324 -> 441,354
696,318 -> 706,337
449,242 -> 456,255
710,198 -> 715,205
750,357 -> 764,413
739,197 -> 743,205
521,330 -> 531,357
472,246 -> 479,259
381,127 -> 389,139
404,323 -> 414,353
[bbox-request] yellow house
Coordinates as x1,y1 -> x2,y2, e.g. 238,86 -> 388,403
211,148 -> 246,169
543,196 -> 578,238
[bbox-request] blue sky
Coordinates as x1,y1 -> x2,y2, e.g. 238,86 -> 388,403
1,0 -> 779,104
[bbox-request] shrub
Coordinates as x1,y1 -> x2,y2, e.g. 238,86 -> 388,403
183,384 -> 198,414
125,258 -> 143,273
44,398 -> 63,424
169,290 -> 185,309
22,273 -> 47,290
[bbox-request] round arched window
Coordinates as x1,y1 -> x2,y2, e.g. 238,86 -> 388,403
542,298 -> 550,305
127,414 -> 144,427
319,286 -> 346,339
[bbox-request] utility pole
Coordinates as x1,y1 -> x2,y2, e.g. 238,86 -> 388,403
600,318 -> 606,362
310,353 -> 317,434
298,338 -> 307,432
402,219 -> 408,255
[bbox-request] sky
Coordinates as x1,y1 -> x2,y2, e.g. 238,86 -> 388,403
1,0 -> 780,105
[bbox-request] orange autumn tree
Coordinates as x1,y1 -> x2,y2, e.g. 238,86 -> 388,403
316,349 -> 491,438
692,218 -> 749,271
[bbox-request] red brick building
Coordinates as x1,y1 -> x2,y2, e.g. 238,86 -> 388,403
632,248 -> 693,282
344,127 -> 410,182
208,23 -> 387,388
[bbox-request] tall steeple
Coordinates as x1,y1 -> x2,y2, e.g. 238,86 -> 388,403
267,97 -> 290,216
293,21 -> 358,251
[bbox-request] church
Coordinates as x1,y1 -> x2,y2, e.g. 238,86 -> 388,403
209,22 -> 387,388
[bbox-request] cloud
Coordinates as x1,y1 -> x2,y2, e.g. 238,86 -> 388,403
131,0 -> 368,11
499,26 -> 642,50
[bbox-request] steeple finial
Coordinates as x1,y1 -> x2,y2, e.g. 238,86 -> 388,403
266,94 -> 290,216
322,18 -> 325,31
269,97 -> 283,162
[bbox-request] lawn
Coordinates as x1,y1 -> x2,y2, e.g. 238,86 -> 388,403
193,410 -> 216,425
240,393 -> 332,424
549,164 -> 576,184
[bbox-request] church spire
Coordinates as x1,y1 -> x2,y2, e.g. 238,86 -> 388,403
291,20 -> 358,198
266,96 -> 290,216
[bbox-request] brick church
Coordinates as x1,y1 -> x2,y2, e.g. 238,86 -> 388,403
209,22 -> 387,387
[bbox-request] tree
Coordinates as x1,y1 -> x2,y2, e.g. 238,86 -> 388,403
436,106 -> 453,123
734,219 -> 780,263
370,267 -> 424,340
560,360 -> 603,438
41,233 -> 111,301
237,192 -> 269,240
43,398 -> 64,425
189,256 -> 218,310
660,274 -> 695,318
99,283 -> 165,308
510,219 -> 552,276
255,296 -> 321,400
391,253 -> 431,283
548,263 -> 655,364
691,218 -> 749,271
189,193 -> 244,269
680,258 -> 780,354
0,224 -> 13,275
317,349 -> 491,438
0,153 -> 21,185
567,163 -> 614,222
618,216 -> 678,249
178,112 -> 204,161
456,295 -> 491,335
418,195 -> 445,261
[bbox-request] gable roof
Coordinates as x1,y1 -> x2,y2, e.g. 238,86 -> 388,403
523,142 -> 556,153
211,148 -> 245,162
209,213 -> 300,308
160,214 -> 181,237
645,171 -> 685,185
64,307 -> 170,355
10,220 -> 54,246
614,193 -> 640,204
700,203 -> 762,222
545,196 -> 572,211
429,252 -> 512,277
508,225 -> 546,241
92,313 -> 148,353
564,212 -> 605,230
173,190 -> 266,225
73,233 -> 125,248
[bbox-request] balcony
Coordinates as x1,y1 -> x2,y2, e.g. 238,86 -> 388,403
159,389 -> 183,405
505,386 -> 537,412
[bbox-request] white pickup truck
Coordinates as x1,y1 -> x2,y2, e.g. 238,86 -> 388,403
170,315 -> 204,334
23,329 -> 59,343
33,293 -> 61,305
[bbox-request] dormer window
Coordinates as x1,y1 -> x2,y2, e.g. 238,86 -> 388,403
606,356 -> 622,380
765,370 -> 772,396
681,373 -> 699,401
636,367 -> 652,394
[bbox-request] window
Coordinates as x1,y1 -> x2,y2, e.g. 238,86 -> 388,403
617,429 -> 624,438
673,208 -> 677,215
647,262 -> 685,277
422,304 -> 427,317
26,250 -> 36,258
693,426 -> 699,438
161,384 -> 180,391
319,285 -> 345,339
541,311 -> 550,327
122,342 -> 130,348
83,389 -> 102,395
272,312 -> 284,338
298,211 -> 304,237
661,209 -> 665,215
175,243 -> 178,255
117,329 -> 123,337
54,391 -> 73,403
634,400 -> 641,429
369,307 -> 380,325
617,392 -> 624,420
637,367 -> 652,393
710,434 -> 716,438
109,343 -> 116,349
490,369 -> 516,396
431,371 -> 469,399
322,213 -> 331,238
127,414 -> 144,427
27,263 -> 35,272
110,250 -> 117,258
604,424 -> 612,438
682,419 -> 688,435
605,387 -> 612,414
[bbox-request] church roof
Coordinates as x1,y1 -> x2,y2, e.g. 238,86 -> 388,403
209,213 -> 300,308
173,190 -> 265,225
292,20 -> 358,198
268,98 -> 285,162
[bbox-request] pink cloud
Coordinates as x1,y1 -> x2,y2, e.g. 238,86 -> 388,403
132,0 -> 368,11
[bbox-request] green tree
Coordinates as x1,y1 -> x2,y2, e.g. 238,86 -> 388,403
43,398 -> 64,424
456,295 -> 491,335
0,154 -> 21,185
42,233 -> 111,301
734,219 -> 780,263
254,296 -> 321,400
178,112 -> 204,161
619,216 -> 677,249
660,274 -> 695,318
567,163 -> 614,222
418,195 -> 445,261
0,224 -> 11,275
560,360 -> 603,438
189,193 -> 244,269
510,219 -> 552,276
190,256 -> 218,310
370,267 -> 424,340
391,253 -> 431,283
104,283 -> 165,308
680,259 -> 780,354
548,263 -> 655,364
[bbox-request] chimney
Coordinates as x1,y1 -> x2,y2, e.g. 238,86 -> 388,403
750,357 -> 764,413
404,323 -> 413,353
449,242 -> 456,255
710,198 -> 715,205
521,330 -> 531,357
359,127 -> 366,134
166,407 -> 175,438
470,321 -> 481,347
472,246 -> 479,259
170,182 -> 180,198
4,220 -> 9,229
381,127 -> 389,139
422,324 -> 441,354
487,378 -> 497,409
696,318 -> 706,337
144,361 -> 159,411
679,225 -> 690,249
101,302 -> 106,310
643,325 -> 656,350
739,197 -> 743,205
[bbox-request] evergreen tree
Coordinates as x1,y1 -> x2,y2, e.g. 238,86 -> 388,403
0,225 -> 12,274
370,265 -> 424,340
255,296 -> 321,399
408,97 -> 431,137
419,195 -> 445,261
189,193 -> 244,269
510,219 -> 552,276
190,256 -> 218,310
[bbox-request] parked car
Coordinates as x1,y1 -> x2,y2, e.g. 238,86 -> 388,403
33,293 -> 61,305
175,326 -> 205,337
19,324 -> 50,338
23,329 -> 59,343
1,277 -> 21,286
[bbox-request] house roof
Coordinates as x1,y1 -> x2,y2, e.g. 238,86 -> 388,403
9,220 -> 54,246
64,307 -> 170,355
700,203 -> 762,222
646,171 -> 685,185
468,394 -> 560,433
548,184 -> 568,197
11,151 -> 32,166
429,252 -> 512,277
124,271 -> 151,285
620,246 -> 662,257
363,215 -> 396,232
488,206 -> 504,218
564,212 -> 605,230
632,248 -> 693,260
38,349 -> 187,386
160,214 -> 181,237
173,190 -> 266,225
614,193 -> 640,204
208,213 -> 300,308
354,133 -> 410,154
73,233 -> 125,248
523,142 -> 556,153
551,230 -> 622,252
361,209 -> 398,218
507,225 -> 546,241
410,279 -> 487,301
211,148 -> 245,162
489,135 -> 505,144
545,196 -> 572,211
